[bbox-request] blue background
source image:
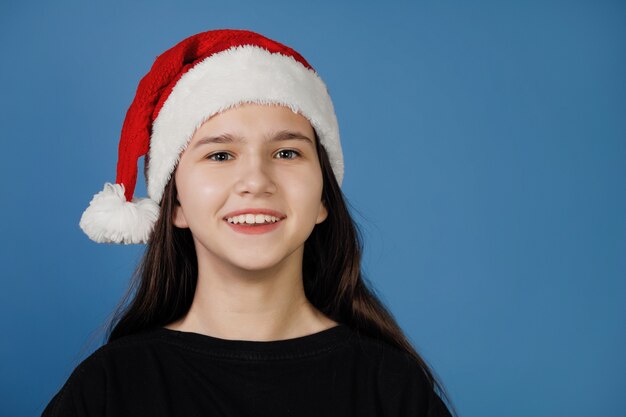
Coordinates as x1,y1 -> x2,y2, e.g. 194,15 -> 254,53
1,1 -> 624,416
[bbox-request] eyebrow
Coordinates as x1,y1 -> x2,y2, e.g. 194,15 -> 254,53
192,130 -> 314,149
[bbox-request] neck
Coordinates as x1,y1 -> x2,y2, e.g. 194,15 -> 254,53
165,246 -> 337,341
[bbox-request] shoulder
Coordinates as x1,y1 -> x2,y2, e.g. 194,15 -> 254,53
348,330 -> 453,417
348,329 -> 427,380
41,329 -> 165,417
64,328 -> 167,377
351,331 -> 430,385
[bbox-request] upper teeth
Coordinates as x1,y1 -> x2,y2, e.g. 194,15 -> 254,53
227,214 -> 281,224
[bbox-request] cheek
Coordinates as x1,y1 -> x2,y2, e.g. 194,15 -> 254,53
283,168 -> 324,214
176,168 -> 228,208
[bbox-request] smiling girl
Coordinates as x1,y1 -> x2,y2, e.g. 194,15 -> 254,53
43,29 -> 456,417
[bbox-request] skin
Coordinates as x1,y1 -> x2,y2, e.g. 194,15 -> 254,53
165,103 -> 339,341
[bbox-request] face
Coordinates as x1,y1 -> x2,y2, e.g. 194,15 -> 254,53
172,103 -> 328,273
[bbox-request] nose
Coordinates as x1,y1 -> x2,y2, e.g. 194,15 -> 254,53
233,154 -> 277,196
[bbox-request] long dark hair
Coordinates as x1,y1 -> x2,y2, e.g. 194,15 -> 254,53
106,129 -> 456,414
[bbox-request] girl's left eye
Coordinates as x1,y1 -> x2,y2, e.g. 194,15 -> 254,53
275,149 -> 301,159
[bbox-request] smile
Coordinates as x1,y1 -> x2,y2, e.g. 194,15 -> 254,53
224,217 -> 284,235
222,209 -> 286,235
226,214 -> 280,225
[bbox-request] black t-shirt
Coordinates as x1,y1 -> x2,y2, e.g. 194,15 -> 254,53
42,323 -> 453,416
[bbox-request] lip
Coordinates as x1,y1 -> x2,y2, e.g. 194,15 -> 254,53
222,208 -> 286,235
222,208 -> 286,220
226,220 -> 283,235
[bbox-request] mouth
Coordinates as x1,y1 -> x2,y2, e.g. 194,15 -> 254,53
225,213 -> 282,226
222,209 -> 286,235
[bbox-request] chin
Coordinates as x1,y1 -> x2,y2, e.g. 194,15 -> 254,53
197,239 -> 303,273
229,251 -> 299,274
232,255 -> 288,272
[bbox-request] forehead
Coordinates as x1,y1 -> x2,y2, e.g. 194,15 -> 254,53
185,103 -> 318,152
195,103 -> 314,135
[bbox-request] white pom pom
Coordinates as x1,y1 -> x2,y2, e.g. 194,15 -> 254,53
79,182 -> 161,244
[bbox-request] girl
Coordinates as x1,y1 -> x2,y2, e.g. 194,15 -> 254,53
43,29 -> 456,417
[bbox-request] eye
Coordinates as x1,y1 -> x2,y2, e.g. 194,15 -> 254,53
207,152 -> 234,162
275,149 -> 301,160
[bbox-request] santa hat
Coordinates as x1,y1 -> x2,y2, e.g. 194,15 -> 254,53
79,29 -> 343,245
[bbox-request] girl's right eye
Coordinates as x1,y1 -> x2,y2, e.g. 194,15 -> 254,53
207,152 -> 233,162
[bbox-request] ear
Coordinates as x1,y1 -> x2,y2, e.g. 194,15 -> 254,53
315,199 -> 328,224
172,195 -> 190,228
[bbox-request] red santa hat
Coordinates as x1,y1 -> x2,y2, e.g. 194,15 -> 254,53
79,29 -> 343,245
